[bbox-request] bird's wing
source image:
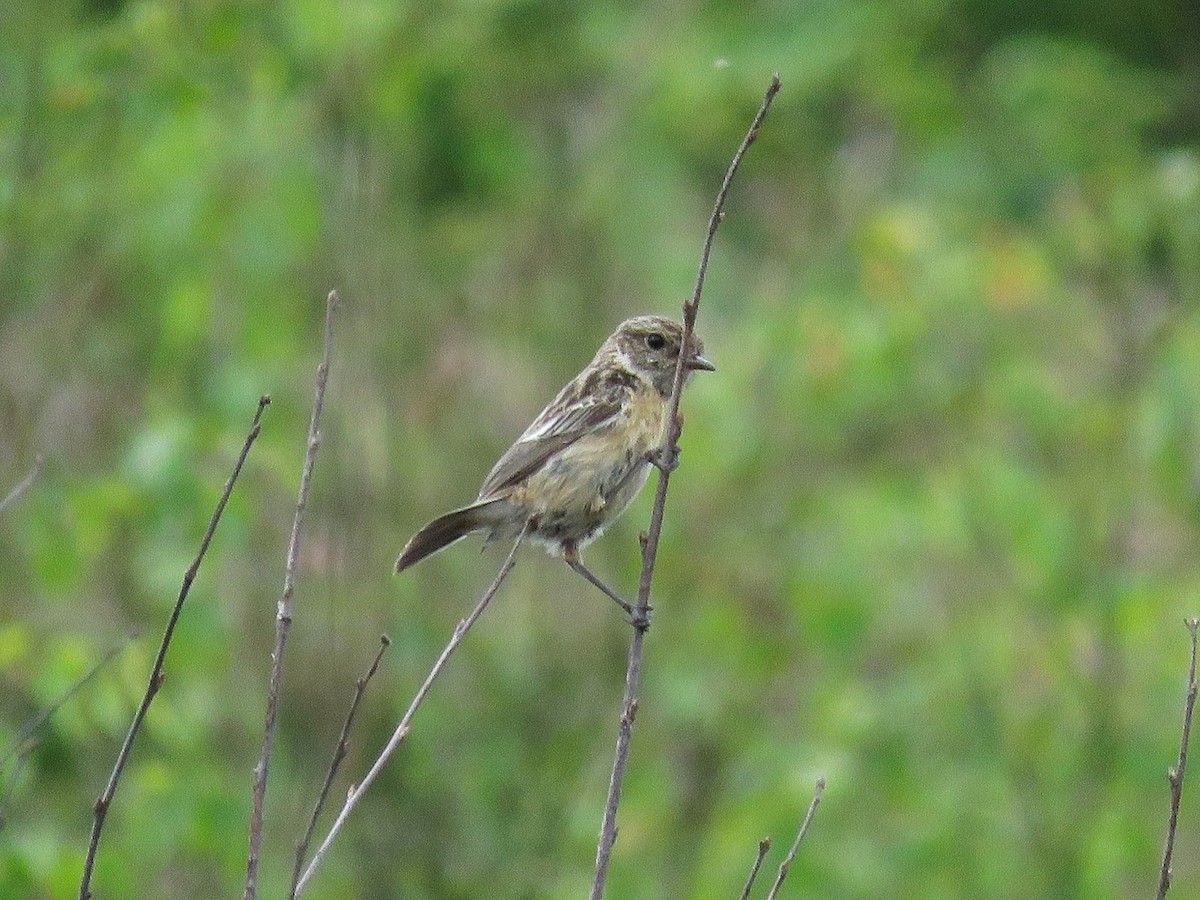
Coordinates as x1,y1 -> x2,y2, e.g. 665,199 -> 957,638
478,373 -> 630,499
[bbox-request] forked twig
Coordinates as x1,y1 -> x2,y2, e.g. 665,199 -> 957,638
590,73 -> 781,900
738,838 -> 772,900
245,289 -> 338,900
293,520 -> 531,896
764,777 -> 825,900
1157,617 -> 1199,900
290,635 -> 391,899
0,454 -> 45,516
79,395 -> 270,900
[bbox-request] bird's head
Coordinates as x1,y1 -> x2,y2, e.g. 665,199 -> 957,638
603,315 -> 714,397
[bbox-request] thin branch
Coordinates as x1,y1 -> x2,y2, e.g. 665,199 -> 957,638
0,454 -> 45,515
245,289 -> 339,900
1157,616 -> 1199,900
80,395 -> 269,900
590,73 -> 781,900
294,520 -> 530,897
289,634 -> 391,899
764,777 -> 825,900
738,838 -> 772,900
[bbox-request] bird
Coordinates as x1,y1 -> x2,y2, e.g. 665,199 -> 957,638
394,314 -> 714,618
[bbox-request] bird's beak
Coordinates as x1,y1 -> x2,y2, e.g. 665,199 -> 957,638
686,353 -> 716,372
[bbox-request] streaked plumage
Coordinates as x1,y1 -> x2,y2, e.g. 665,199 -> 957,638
394,315 -> 713,575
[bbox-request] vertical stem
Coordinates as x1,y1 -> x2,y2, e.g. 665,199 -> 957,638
1156,617 -> 1199,900
590,74 -> 781,900
245,291 -> 338,900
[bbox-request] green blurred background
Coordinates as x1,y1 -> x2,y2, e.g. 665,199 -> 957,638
3,1 -> 1200,897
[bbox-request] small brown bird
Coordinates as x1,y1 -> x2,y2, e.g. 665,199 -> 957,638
394,315 -> 713,616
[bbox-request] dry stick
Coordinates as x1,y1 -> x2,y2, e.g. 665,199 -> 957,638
589,72 -> 781,900
0,454 -> 45,515
738,838 -> 772,900
289,634 -> 391,899
245,289 -> 339,900
79,395 -> 270,900
293,520 -> 531,897
764,777 -> 825,900
1156,617 -> 1200,900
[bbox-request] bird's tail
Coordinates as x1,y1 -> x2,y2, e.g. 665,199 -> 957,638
394,498 -> 509,573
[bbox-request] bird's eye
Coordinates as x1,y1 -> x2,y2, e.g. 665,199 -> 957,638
645,333 -> 665,350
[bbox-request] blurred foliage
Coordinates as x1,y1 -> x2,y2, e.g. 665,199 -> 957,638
2,0 -> 1200,898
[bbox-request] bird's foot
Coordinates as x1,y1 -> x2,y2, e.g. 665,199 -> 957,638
627,604 -> 652,632
647,448 -> 678,474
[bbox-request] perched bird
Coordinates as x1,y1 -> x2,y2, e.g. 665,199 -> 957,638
394,315 -> 714,616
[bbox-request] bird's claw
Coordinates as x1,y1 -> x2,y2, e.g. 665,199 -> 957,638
627,604 -> 653,631
648,448 -> 678,474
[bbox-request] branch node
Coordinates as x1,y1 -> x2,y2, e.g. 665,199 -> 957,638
1156,617 -> 1199,900
764,777 -> 826,900
620,700 -> 639,728
739,836 -> 774,900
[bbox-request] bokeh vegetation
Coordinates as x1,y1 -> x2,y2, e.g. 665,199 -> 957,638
3,1 -> 1200,898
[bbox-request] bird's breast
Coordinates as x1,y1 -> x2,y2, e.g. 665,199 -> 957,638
514,383 -> 666,542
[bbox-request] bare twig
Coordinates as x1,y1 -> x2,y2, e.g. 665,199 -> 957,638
80,395 -> 269,900
294,520 -> 530,896
738,838 -> 772,900
1157,617 -> 1199,900
0,454 -> 45,515
764,777 -> 825,900
289,634 -> 391,899
245,289 -> 338,900
590,73 -> 781,900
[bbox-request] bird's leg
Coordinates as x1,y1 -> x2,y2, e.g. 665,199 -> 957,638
562,543 -> 631,614
562,542 -> 651,629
